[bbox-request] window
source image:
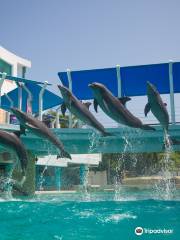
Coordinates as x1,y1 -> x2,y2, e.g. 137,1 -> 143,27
0,59 -> 12,75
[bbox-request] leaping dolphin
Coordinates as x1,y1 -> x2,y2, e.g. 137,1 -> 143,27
10,108 -> 71,159
57,85 -> 112,136
0,130 -> 28,184
145,81 -> 180,146
89,82 -> 155,131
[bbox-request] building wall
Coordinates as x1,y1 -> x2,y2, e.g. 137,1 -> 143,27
0,47 -> 31,124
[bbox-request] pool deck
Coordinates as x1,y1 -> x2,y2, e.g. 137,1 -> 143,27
34,176 -> 180,194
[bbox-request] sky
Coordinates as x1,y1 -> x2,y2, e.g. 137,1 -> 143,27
1,0 -> 180,125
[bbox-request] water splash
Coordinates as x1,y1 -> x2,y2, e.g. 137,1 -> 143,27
88,130 -> 101,153
114,134 -> 130,201
0,152 -> 20,199
80,165 -> 90,201
37,140 -> 52,191
80,130 -> 101,201
114,128 -> 140,201
154,131 -> 176,200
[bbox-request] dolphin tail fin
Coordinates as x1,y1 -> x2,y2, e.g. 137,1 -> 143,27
57,150 -> 72,160
144,103 -> 151,116
141,124 -> 156,131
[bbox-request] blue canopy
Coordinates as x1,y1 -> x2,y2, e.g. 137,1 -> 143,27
1,82 -> 62,113
58,62 -> 180,100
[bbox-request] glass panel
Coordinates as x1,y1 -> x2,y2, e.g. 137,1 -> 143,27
0,59 -> 12,75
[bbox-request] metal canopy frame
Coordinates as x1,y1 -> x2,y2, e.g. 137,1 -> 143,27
0,72 -> 52,123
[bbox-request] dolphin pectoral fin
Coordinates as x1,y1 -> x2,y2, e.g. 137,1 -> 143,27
144,103 -> 151,116
83,102 -> 92,110
93,99 -> 99,112
141,124 -> 156,131
61,103 -> 67,116
118,97 -> 131,105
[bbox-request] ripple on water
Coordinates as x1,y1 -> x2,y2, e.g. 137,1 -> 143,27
99,212 -> 137,224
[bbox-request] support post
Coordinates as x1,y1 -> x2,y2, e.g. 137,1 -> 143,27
0,72 -> 7,107
116,65 -> 122,97
18,83 -> 33,114
80,164 -> 89,185
4,93 -> 14,124
67,69 -> 72,128
55,167 -> 61,190
38,81 -> 48,120
4,93 -> 14,108
169,61 -> 176,124
17,84 -> 22,110
116,65 -> 122,127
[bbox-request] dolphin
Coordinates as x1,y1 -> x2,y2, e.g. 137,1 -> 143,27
89,82 -> 155,131
145,81 -> 180,146
10,108 -> 71,159
0,130 -> 28,183
57,85 -> 112,136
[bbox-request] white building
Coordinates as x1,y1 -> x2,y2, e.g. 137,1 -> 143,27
0,46 -> 31,122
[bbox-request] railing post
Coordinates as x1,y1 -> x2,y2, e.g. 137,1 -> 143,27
17,83 -> 22,110
116,65 -> 122,98
38,81 -> 48,120
0,72 -> 7,107
67,68 -> 72,128
4,93 -> 14,108
18,83 -> 33,114
169,60 -> 176,124
116,65 -> 122,127
4,93 -> 14,124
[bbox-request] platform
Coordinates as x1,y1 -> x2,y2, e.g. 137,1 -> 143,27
0,123 -> 180,156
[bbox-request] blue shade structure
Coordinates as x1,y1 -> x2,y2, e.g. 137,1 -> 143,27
1,83 -> 62,113
58,62 -> 180,99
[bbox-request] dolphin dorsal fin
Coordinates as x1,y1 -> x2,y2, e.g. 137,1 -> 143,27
118,97 -> 131,105
144,102 -> 151,116
61,103 -> 67,116
83,102 -> 92,110
93,99 -> 98,112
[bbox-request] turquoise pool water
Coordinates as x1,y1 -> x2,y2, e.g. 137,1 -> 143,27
0,189 -> 180,240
